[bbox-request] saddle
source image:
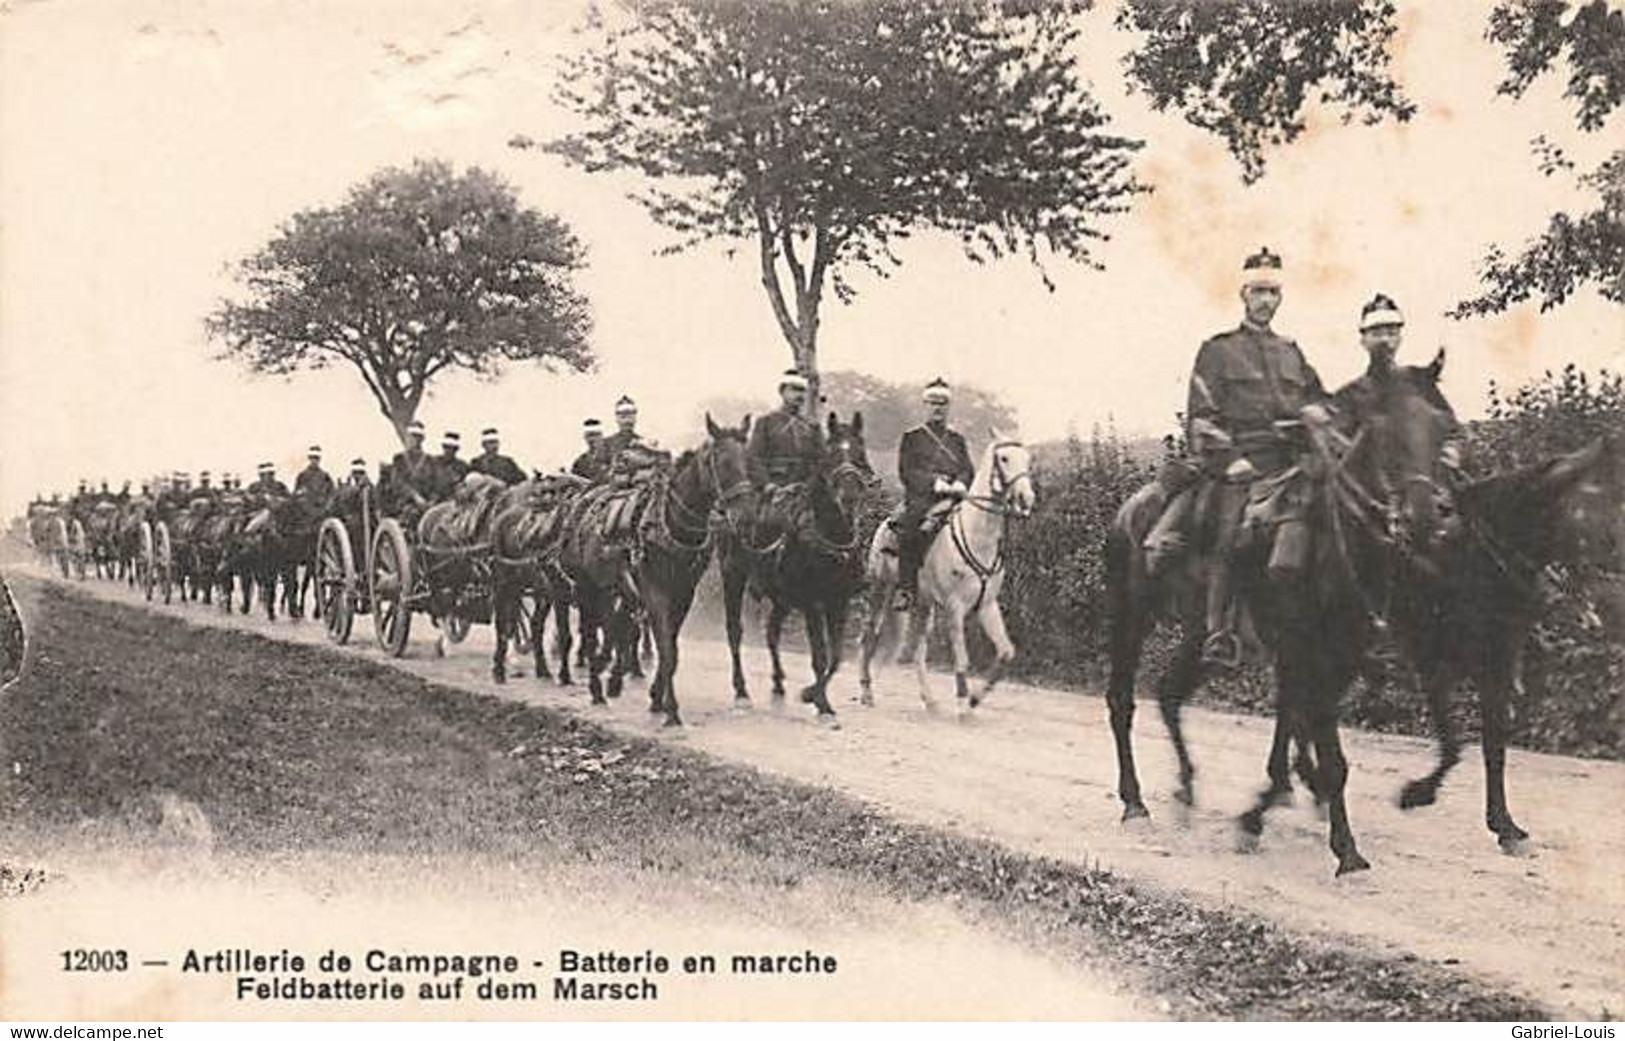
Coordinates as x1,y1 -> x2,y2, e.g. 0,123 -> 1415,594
601,485 -> 651,541
885,499 -> 957,537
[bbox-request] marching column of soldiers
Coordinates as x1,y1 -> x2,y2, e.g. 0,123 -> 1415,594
30,245 -> 1453,653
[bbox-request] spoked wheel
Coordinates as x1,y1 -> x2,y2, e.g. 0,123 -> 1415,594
155,522 -> 174,605
371,519 -> 413,657
317,518 -> 355,645
51,518 -> 70,579
69,520 -> 88,580
139,522 -> 155,601
512,593 -> 537,655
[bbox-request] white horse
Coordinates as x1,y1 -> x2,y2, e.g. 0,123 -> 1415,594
858,434 -> 1036,714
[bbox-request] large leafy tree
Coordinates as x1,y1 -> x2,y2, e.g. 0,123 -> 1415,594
208,159 -> 594,443
1452,0 -> 1624,316
1115,0 -> 1416,184
531,0 -> 1143,405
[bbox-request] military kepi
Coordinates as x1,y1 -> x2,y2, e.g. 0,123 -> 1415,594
1242,247 -> 1283,290
1359,293 -> 1404,331
779,369 -> 808,391
922,377 -> 951,404
614,396 -> 637,415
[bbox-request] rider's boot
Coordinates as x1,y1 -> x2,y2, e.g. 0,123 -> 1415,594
1201,558 -> 1243,670
1143,489 -> 1191,578
892,529 -> 921,612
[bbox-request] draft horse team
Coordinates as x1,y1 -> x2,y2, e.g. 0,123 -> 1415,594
27,246 -> 1620,876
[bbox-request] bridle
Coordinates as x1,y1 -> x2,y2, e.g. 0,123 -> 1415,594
946,440 -> 1032,612
964,440 -> 1033,517
662,437 -> 753,550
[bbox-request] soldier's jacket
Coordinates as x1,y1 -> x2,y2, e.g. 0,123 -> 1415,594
899,422 -> 975,509
1187,323 -> 1327,454
251,478 -> 290,499
571,448 -> 612,484
470,452 -> 526,485
294,466 -> 335,500
390,450 -> 436,503
747,407 -> 824,486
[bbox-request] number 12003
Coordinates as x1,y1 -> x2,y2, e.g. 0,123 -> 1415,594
61,949 -> 129,972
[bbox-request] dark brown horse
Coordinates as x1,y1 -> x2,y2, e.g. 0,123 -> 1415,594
1107,359 -> 1459,874
489,474 -> 589,685
1389,433 -> 1623,851
559,415 -> 757,725
720,413 -> 878,722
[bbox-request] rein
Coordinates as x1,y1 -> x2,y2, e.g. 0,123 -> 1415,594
945,439 -> 1031,612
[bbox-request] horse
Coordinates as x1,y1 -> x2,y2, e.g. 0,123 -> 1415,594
559,414 -> 757,725
1388,433 -> 1623,852
85,501 -> 123,580
858,433 -> 1036,715
721,413 -> 879,722
489,473 -> 590,685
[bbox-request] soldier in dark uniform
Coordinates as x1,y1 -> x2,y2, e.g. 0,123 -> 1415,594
195,471 -> 218,500
295,445 -> 336,501
1146,247 -> 1330,667
252,462 -> 290,499
606,396 -> 643,457
570,419 -> 613,483
747,369 -> 824,489
388,420 -> 437,519
894,377 -> 976,611
345,458 -> 373,491
432,431 -> 470,499
470,428 -> 526,485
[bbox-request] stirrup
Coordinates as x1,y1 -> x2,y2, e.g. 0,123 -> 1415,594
1201,630 -> 1243,670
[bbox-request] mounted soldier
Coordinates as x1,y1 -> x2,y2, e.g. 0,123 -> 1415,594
432,431 -> 470,498
607,396 -> 642,457
344,458 -> 373,491
386,420 -> 437,523
1143,247 -> 1330,668
252,462 -> 290,499
195,471 -> 218,500
295,445 -> 335,502
748,369 -> 824,491
570,418 -> 613,484
470,427 -> 526,485
893,377 -> 976,612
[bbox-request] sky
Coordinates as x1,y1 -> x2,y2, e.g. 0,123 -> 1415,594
1,0 -> 1621,516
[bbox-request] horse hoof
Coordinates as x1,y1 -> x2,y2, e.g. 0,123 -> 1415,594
1398,780 -> 1436,810
1121,803 -> 1151,824
492,670 -> 506,686
1236,810 -> 1264,838
1173,787 -> 1195,809
1234,828 -> 1261,854
799,685 -> 819,705
434,638 -> 446,659
1498,834 -> 1535,857
733,696 -> 752,712
1335,852 -> 1372,876
662,715 -> 683,729
859,694 -> 874,707
817,713 -> 840,730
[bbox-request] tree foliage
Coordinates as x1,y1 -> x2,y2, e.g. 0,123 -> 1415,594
208,160 -> 594,442
1453,0 -> 1624,316
1115,0 -> 1416,183
539,0 -> 1143,401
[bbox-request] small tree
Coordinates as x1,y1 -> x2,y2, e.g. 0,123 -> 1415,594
535,0 -> 1143,404
208,159 -> 594,443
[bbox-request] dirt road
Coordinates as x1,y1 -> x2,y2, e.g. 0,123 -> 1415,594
14,567 -> 1622,1016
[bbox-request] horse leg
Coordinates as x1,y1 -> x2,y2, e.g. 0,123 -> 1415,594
1156,632 -> 1203,808
579,592 -> 607,706
1478,646 -> 1530,850
1107,605 -> 1152,822
1398,664 -> 1462,811
605,601 -> 632,701
766,600 -> 790,703
1311,689 -> 1369,875
945,601 -> 973,716
550,591 -> 572,686
723,561 -> 751,706
972,596 -> 1015,708
857,586 -> 892,706
491,575 -> 511,684
799,604 -> 837,720
913,605 -> 937,713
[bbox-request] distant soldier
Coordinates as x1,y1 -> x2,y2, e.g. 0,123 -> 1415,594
431,431 -> 470,498
571,419 -> 613,483
295,444 -> 336,501
747,369 -> 824,490
195,471 -> 218,499
607,396 -> 642,458
252,462 -> 290,499
388,420 -> 437,517
345,458 -> 373,491
469,428 -> 526,485
893,378 -> 975,612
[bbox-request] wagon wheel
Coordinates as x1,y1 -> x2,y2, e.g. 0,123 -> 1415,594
512,593 -> 537,655
155,522 -> 174,605
51,517 -> 70,579
371,518 -> 413,657
69,520 -> 88,580
138,522 -> 155,601
317,518 -> 355,645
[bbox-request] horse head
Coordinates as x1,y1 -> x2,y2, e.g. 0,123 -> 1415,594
823,411 -> 880,517
1349,351 -> 1459,553
984,428 -> 1036,518
700,412 -> 758,533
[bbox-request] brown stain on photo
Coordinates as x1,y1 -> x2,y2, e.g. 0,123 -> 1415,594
1139,151 -> 1261,309
1487,304 -> 1542,368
